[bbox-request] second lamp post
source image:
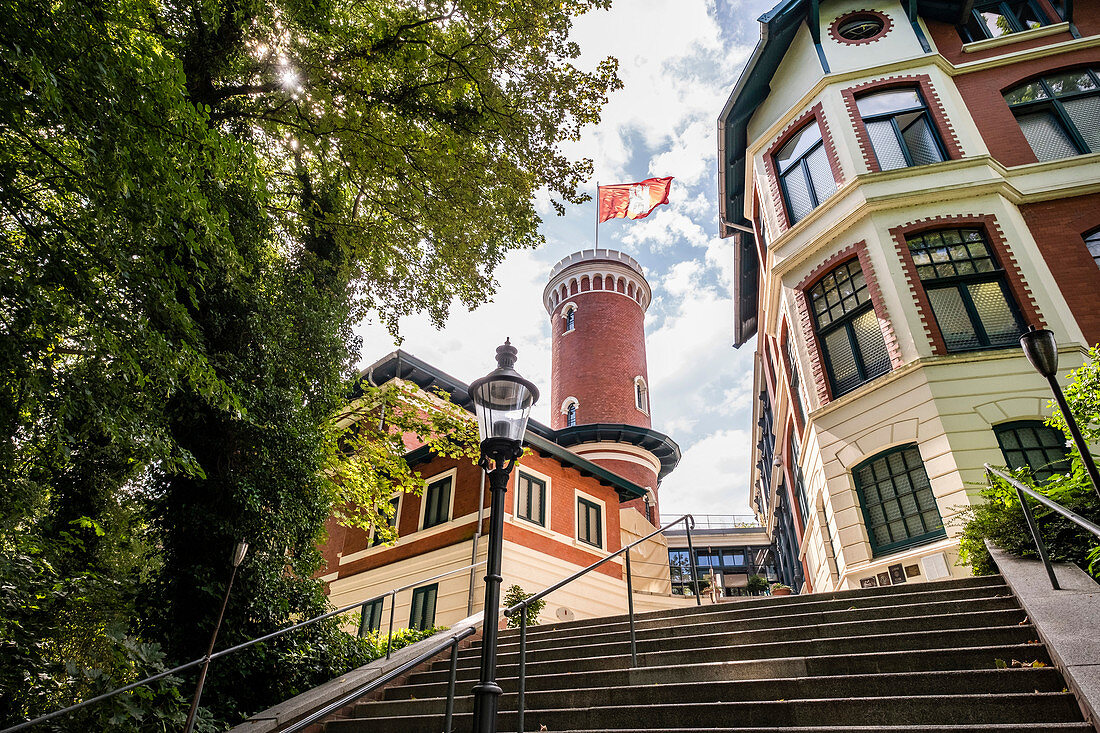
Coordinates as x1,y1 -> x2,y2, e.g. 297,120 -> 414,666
467,339 -> 539,733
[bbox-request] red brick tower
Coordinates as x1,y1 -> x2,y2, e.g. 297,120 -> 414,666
543,249 -> 678,524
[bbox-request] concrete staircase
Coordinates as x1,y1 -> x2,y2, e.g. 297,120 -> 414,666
324,575 -> 1093,732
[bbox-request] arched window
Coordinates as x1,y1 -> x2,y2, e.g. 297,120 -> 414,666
563,303 -> 576,332
566,402 -> 577,427
857,88 -> 945,170
634,377 -> 648,413
1005,68 -> 1100,162
774,120 -> 837,224
994,420 -> 1070,482
905,227 -> 1024,352
853,444 -> 945,556
806,258 -> 891,397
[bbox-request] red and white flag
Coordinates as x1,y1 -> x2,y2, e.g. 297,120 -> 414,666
597,176 -> 673,223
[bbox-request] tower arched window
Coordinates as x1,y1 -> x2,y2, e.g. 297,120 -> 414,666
562,303 -> 577,332
634,377 -> 649,414
566,401 -> 577,427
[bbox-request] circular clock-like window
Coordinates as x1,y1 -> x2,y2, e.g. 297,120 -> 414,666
839,15 -> 884,39
831,11 -> 892,44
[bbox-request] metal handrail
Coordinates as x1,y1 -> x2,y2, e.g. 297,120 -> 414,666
1,560 -> 486,733
280,625 -> 477,733
985,464 -> 1100,590
502,514 -> 700,732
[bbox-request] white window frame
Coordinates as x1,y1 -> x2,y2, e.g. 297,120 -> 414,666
418,467 -> 458,531
634,376 -> 649,415
561,396 -> 579,427
561,301 -> 578,333
574,489 -> 608,550
513,464 -> 553,530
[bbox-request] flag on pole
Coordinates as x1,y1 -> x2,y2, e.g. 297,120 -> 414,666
597,176 -> 674,223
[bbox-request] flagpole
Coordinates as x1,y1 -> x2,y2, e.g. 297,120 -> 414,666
594,181 -> 600,253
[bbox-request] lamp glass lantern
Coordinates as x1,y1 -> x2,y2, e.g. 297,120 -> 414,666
468,339 -> 539,447
1020,326 -> 1059,378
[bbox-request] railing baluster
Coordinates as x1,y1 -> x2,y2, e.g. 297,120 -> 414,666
625,547 -> 638,668
444,635 -> 460,733
1005,472 -> 1061,590
684,516 -> 702,606
386,589 -> 397,659
518,606 -> 527,733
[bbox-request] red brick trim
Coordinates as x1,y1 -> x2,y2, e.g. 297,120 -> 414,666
763,103 -> 844,234
794,241 -> 901,406
840,75 -> 963,174
888,214 -> 1047,356
778,320 -> 805,433
828,10 -> 893,45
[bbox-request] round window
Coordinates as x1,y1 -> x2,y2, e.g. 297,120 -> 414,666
837,14 -> 885,41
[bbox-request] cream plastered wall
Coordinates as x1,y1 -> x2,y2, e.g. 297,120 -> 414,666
747,21 -> 826,145
619,508 -> 672,596
327,539 -> 480,633
795,350 -> 1087,590
816,0 -> 927,75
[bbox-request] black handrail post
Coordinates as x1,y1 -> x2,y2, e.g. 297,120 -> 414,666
444,635 -> 460,733
386,590 -> 396,659
684,516 -> 702,606
997,469 -> 1061,590
518,605 -> 527,733
624,548 -> 637,668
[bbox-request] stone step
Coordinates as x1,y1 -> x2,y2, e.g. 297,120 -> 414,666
457,607 -> 1028,663
496,582 -> 1014,646
442,624 -> 1039,674
496,576 -> 1008,641
362,667 -> 1066,717
402,641 -> 1052,691
325,692 -> 1083,732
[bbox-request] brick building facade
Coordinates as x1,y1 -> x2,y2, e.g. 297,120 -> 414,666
719,0 -> 1099,592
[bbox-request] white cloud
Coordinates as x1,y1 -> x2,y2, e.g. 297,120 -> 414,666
659,428 -> 754,518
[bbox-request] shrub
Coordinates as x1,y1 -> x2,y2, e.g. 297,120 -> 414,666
502,585 -> 545,627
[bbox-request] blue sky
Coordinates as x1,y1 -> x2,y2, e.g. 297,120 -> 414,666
356,0 -> 777,519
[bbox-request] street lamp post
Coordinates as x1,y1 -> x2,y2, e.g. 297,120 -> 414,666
467,339 -> 539,733
1019,326 -> 1100,501
183,540 -> 249,733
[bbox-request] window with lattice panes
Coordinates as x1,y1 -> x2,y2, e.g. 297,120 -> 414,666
807,259 -> 891,397
774,120 -> 837,225
994,420 -> 1070,482
854,445 -> 946,556
906,228 -> 1025,352
1005,69 -> 1100,162
856,88 -> 946,171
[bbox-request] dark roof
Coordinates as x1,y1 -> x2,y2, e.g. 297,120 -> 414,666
360,350 -> 682,502
717,0 -> 974,344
